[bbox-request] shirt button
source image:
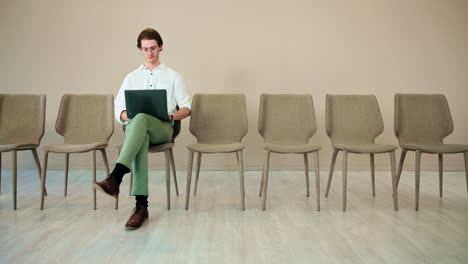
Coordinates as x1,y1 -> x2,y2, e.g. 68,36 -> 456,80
151,73 -> 153,75
150,85 -> 152,87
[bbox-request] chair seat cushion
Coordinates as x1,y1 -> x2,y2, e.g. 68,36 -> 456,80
0,143 -> 38,152
42,143 -> 107,153
264,143 -> 321,154
401,144 -> 468,154
333,143 -> 397,153
187,143 -> 244,153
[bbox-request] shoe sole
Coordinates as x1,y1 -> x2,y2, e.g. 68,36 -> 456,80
93,183 -> 119,198
125,217 -> 149,230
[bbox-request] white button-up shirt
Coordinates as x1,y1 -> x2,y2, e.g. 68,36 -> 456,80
114,63 -> 191,124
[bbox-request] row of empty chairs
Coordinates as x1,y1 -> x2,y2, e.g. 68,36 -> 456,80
0,93 -> 467,212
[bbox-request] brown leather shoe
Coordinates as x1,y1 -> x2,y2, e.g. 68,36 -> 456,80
125,205 -> 149,230
94,176 -> 120,197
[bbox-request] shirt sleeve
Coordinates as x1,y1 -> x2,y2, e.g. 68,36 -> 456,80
174,73 -> 191,111
114,74 -> 130,124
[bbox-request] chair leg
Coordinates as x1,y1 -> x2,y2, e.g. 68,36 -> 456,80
304,153 -> 310,197
237,151 -> 246,211
169,149 -> 179,196
92,150 -> 97,210
262,151 -> 271,211
396,149 -> 407,188
0,153 -> 2,195
165,150 -> 171,210
390,151 -> 398,210
370,153 -> 375,197
64,153 -> 69,196
31,149 -> 47,196
259,163 -> 265,197
464,152 -> 468,197
100,149 -> 116,209
342,150 -> 348,211
12,150 -> 17,210
325,149 -> 339,197
314,151 -> 320,211
40,150 -> 49,210
185,150 -> 194,210
438,154 -> 443,197
129,171 -> 133,196
415,150 -> 422,211
193,152 -> 202,196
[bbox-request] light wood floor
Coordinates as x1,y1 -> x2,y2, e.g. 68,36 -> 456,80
0,168 -> 467,263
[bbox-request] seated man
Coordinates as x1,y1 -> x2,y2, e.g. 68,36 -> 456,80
95,28 -> 191,230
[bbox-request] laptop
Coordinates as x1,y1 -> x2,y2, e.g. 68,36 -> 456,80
124,89 -> 169,121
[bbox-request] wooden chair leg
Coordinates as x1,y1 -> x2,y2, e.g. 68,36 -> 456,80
40,150 -> 49,210
129,171 -> 133,196
325,149 -> 339,197
342,150 -> 348,211
193,152 -> 202,196
259,163 -> 265,197
64,153 -> 69,196
31,149 -> 47,196
396,149 -> 407,188
12,150 -> 17,210
169,149 -> 179,196
185,150 -> 194,210
415,150 -> 422,211
438,154 -> 443,197
237,151 -> 246,211
165,150 -> 171,210
370,153 -> 375,197
304,153 -> 310,197
390,151 -> 398,210
92,150 -> 97,210
314,151 -> 320,211
100,149 -> 116,209
464,152 -> 468,197
262,151 -> 271,211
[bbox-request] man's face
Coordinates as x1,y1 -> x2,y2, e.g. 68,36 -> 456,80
140,39 -> 162,64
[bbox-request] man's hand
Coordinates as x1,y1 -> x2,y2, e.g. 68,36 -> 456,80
120,110 -> 129,122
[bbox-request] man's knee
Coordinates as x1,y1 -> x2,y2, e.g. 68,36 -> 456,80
133,113 -> 152,121
129,113 -> 153,127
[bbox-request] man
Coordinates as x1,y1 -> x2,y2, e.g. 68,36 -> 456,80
94,28 -> 191,230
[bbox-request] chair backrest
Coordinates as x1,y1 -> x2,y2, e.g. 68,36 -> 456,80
0,94 -> 46,145
258,94 -> 316,145
394,93 -> 453,145
172,119 -> 181,143
326,94 -> 384,145
56,94 -> 114,144
189,93 -> 248,144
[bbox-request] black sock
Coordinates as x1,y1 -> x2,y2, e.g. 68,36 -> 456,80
135,195 -> 148,208
110,163 -> 130,183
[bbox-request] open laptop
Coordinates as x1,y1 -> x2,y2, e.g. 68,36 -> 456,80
124,89 -> 169,121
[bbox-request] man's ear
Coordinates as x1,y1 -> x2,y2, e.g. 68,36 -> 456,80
159,45 -> 163,51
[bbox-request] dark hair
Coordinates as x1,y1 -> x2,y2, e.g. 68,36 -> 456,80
137,28 -> 163,49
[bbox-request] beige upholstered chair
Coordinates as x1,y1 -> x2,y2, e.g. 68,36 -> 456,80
258,94 -> 321,211
0,94 -> 46,210
325,94 -> 398,211
40,94 -> 114,210
185,94 -> 248,210
116,119 -> 181,210
395,94 -> 468,210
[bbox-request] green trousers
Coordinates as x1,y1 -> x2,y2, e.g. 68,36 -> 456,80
117,113 -> 173,196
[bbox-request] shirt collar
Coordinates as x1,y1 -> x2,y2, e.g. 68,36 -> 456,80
139,63 -> 166,71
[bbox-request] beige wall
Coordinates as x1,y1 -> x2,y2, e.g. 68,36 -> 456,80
1,0 -> 467,171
